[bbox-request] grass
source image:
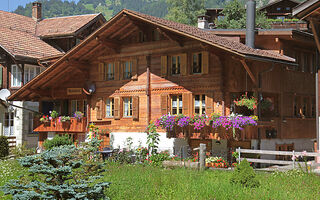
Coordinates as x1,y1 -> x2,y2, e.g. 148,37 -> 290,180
0,159 -> 320,200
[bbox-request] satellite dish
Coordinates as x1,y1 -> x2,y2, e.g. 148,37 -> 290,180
0,89 -> 10,101
83,81 -> 96,95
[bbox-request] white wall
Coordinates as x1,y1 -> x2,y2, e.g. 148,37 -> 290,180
110,132 -> 189,155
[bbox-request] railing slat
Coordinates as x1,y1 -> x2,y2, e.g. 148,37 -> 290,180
236,149 -> 320,157
239,158 -> 304,165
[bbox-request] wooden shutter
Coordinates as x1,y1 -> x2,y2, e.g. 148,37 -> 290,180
96,98 -> 103,120
132,96 -> 139,120
160,94 -> 168,115
205,93 -> 214,115
114,97 -> 121,120
202,51 -> 209,74
161,56 -> 168,77
98,63 -> 104,81
180,53 -> 187,76
114,61 -> 120,80
182,93 -> 191,116
132,59 -> 138,80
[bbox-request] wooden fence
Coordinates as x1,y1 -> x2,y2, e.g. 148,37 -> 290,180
236,148 -> 320,168
7,136 -> 16,148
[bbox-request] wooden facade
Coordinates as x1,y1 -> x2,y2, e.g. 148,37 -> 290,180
8,9 -> 316,150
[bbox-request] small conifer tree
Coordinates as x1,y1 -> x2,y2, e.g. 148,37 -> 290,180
2,144 -> 110,199
0,136 -> 9,158
230,159 -> 260,187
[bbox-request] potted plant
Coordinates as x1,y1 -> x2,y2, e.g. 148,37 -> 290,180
234,93 -> 257,110
39,115 -> 49,123
74,111 -> 84,121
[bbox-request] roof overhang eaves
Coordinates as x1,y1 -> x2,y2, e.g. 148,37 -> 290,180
244,55 -> 296,66
293,0 -> 320,19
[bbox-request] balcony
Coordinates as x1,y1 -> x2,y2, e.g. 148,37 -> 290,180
34,117 -> 87,133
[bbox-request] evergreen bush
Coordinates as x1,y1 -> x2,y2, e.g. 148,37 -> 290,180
43,135 -> 73,150
2,145 -> 110,199
230,159 -> 260,188
0,136 -> 9,158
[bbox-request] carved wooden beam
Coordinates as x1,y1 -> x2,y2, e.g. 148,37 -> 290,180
119,26 -> 139,40
109,22 -> 134,39
95,37 -> 120,53
240,59 -> 257,86
156,28 -> 183,47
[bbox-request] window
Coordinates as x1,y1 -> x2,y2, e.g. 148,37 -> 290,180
192,53 -> 202,74
11,65 -> 22,87
276,7 -> 281,11
83,100 -> 87,116
123,61 -> 132,79
71,100 -> 80,115
286,7 -> 290,11
24,65 -> 42,84
171,55 -> 181,75
171,95 -> 182,115
123,97 -> 132,117
194,94 -> 206,114
106,98 -> 114,117
3,112 -> 14,136
139,31 -> 146,42
152,29 -> 160,41
104,63 -> 114,80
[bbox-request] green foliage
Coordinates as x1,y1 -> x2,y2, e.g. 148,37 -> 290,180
50,110 -> 59,119
146,121 -> 160,155
2,145 -> 110,200
43,135 -> 73,150
0,136 -> 9,158
166,0 -> 205,26
215,0 -> 270,29
10,143 -> 36,158
148,151 -> 170,166
230,159 -> 260,188
109,149 -> 135,164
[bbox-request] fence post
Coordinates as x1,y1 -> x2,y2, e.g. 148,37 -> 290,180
199,143 -> 206,171
292,150 -> 295,169
238,147 -> 241,164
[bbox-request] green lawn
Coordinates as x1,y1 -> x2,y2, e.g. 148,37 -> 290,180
1,160 -> 320,200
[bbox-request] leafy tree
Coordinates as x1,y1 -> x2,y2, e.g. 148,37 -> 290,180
215,0 -> 270,29
2,145 -> 110,199
166,0 -> 205,26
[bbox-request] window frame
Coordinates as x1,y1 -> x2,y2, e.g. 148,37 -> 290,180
171,95 -> 183,115
11,64 -> 22,87
123,61 -> 132,80
24,65 -> 43,84
192,52 -> 203,74
104,62 -> 115,81
170,55 -> 181,76
123,97 -> 133,117
71,100 -> 80,115
106,98 -> 114,117
194,94 -> 206,115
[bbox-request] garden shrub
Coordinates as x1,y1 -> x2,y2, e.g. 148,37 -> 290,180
43,134 -> 73,150
148,151 -> 170,166
110,149 -> 135,164
0,136 -> 9,158
10,143 -> 36,158
230,159 -> 260,188
2,145 -> 110,199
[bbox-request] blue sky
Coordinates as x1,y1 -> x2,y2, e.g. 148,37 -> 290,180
0,0 -> 79,12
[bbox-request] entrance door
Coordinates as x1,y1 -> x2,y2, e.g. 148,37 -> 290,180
3,112 -> 14,136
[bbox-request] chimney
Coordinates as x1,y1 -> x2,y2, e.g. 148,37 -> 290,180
198,15 -> 209,29
32,2 -> 42,21
246,0 -> 256,48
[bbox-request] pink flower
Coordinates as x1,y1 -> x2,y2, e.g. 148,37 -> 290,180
302,150 -> 307,157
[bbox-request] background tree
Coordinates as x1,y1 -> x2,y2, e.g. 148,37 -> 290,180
215,0 -> 270,29
166,0 -> 205,26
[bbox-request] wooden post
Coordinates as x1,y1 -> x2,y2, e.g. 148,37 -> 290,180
199,143 -> 206,171
292,150 -> 295,169
238,147 -> 241,164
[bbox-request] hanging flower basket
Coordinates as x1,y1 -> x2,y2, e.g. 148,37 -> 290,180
234,93 -> 257,110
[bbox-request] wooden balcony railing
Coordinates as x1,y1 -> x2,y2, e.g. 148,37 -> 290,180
34,117 -> 87,133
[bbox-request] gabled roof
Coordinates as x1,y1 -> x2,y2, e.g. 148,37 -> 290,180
0,10 -> 104,60
8,9 -> 295,101
37,13 -> 105,38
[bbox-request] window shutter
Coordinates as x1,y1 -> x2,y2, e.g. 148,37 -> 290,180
0,65 -> 2,88
182,93 -> 191,116
132,96 -> 139,120
114,61 -> 120,80
96,98 -> 103,120
180,53 -> 187,76
114,97 -> 121,120
202,51 -> 209,74
205,93 -> 214,115
132,59 -> 138,80
98,63 -> 104,81
161,56 -> 168,77
160,94 -> 168,115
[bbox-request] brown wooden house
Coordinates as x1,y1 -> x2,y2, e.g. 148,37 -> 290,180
8,9 -> 316,155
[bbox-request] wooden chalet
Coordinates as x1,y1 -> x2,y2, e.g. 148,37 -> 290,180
8,9 -> 316,154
